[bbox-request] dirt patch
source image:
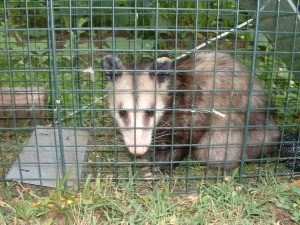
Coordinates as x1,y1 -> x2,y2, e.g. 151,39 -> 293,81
269,204 -> 295,225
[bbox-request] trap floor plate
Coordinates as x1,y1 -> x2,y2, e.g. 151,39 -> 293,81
6,125 -> 90,189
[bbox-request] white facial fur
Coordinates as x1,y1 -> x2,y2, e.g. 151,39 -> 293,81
108,69 -> 169,156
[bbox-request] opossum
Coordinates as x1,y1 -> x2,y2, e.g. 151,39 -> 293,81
102,52 -> 280,172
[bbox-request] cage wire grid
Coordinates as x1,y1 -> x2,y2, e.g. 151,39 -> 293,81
0,0 -> 299,194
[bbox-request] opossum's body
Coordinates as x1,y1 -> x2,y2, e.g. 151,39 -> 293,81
102,52 -> 280,172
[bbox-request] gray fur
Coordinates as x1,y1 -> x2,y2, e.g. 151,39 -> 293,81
105,52 -> 280,170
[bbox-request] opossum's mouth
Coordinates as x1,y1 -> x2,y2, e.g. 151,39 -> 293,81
128,146 -> 149,156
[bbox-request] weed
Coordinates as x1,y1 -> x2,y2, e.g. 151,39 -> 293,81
277,181 -> 300,222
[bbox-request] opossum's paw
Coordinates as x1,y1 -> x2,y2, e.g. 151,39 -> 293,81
143,171 -> 170,179
141,166 -> 170,179
152,148 -> 189,173
281,132 -> 300,172
151,160 -> 180,174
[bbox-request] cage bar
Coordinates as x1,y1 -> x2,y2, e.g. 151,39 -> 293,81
0,0 -> 299,194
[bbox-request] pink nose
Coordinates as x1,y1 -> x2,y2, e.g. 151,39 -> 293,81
128,146 -> 148,156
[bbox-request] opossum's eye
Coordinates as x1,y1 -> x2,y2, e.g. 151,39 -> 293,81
145,109 -> 155,118
118,110 -> 128,119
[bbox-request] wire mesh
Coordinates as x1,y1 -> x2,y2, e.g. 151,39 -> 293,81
0,0 -> 299,194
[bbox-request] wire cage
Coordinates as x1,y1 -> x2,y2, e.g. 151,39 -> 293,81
0,0 -> 299,194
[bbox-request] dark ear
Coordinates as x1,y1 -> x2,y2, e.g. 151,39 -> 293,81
150,57 -> 172,84
101,55 -> 124,81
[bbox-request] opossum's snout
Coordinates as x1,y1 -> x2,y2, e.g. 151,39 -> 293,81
128,146 -> 148,156
123,129 -> 153,156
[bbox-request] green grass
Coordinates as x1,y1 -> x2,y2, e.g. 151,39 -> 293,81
0,172 -> 299,225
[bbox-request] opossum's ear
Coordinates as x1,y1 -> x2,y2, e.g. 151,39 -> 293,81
150,57 -> 172,84
101,55 -> 123,81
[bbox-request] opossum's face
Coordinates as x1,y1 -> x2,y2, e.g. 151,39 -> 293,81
102,55 -> 172,156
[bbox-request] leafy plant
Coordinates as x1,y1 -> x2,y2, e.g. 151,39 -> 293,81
158,0 -> 248,41
277,181 -> 300,222
14,202 -> 40,221
236,32 -> 300,132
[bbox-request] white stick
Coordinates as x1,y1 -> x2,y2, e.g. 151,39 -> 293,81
178,108 -> 226,118
175,18 -> 254,61
82,67 -> 95,83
